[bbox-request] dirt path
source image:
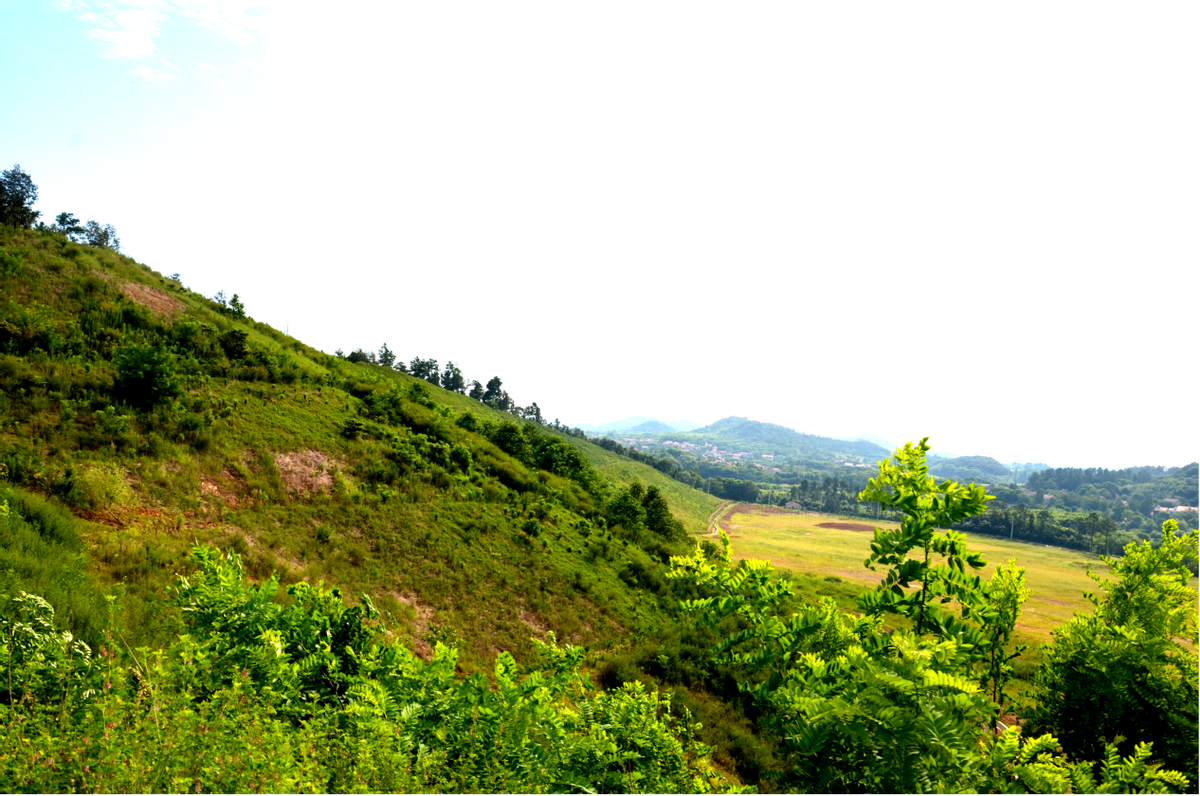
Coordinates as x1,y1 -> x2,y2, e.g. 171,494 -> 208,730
706,501 -> 736,536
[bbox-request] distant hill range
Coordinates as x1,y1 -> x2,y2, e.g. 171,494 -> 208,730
833,433 -> 896,451
586,415 -> 1058,483
575,417 -> 702,433
927,456 -> 1052,483
689,417 -> 890,459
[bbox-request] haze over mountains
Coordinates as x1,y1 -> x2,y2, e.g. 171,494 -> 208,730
582,415 -> 1056,480
573,417 -> 702,433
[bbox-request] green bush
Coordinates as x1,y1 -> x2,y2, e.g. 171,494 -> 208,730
112,343 -> 179,409
1028,519 -> 1199,774
0,547 -> 721,793
73,463 -> 132,510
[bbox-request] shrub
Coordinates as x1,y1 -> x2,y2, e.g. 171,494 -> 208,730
113,343 -> 179,409
1028,519 -> 1199,775
74,463 -> 132,510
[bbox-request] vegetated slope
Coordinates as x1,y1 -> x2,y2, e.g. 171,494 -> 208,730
0,225 -> 719,674
928,454 -> 1013,481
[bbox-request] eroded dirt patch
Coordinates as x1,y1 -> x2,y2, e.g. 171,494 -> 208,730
199,470 -> 242,507
817,521 -> 877,532
122,282 -> 184,319
518,607 -> 549,637
386,590 -> 436,660
274,450 -> 335,496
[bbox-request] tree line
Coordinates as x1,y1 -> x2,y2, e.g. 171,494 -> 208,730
1,165 -> 120,250
337,344 -> 591,434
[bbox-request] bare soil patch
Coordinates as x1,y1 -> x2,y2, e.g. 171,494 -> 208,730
386,590 -> 436,660
817,521 -> 877,532
518,607 -> 549,636
200,472 -> 242,507
274,450 -> 335,496
122,282 -> 184,319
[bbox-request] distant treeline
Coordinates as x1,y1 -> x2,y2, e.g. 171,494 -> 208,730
1028,465 -> 1174,492
952,506 -> 1128,556
776,476 -> 886,517
338,346 -> 592,440
989,463 -> 1197,540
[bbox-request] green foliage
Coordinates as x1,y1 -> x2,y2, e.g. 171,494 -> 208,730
974,728 -> 1190,794
977,559 -> 1030,713
643,484 -> 687,542
0,165 -> 40,229
669,440 -> 1195,793
1028,519 -> 1199,776
81,220 -> 120,252
857,437 -> 993,639
608,485 -> 647,533
113,343 -> 179,410
0,486 -> 109,651
0,549 -> 720,793
70,463 -> 133,510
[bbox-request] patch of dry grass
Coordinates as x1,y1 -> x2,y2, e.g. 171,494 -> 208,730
720,509 -> 1109,648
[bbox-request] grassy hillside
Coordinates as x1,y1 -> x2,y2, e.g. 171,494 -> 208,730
0,224 -> 720,673
5,224 -> 1195,791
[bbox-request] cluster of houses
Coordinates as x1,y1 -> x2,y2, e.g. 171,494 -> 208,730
1155,498 -> 1198,514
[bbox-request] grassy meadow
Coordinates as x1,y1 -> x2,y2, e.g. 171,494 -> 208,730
713,506 -> 1118,672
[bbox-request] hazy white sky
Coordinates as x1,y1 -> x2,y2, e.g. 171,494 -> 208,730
3,2 -> 1196,469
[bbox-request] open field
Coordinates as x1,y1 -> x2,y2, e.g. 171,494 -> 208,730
714,506 -> 1110,654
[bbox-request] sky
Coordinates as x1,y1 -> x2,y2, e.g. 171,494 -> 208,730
2,2 -> 1196,470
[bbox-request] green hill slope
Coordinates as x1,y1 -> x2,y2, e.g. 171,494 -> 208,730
690,416 -> 890,460
0,225 -> 720,673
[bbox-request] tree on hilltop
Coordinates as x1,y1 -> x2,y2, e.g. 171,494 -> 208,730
408,357 -> 440,385
82,220 -> 121,252
483,376 -> 513,411
0,164 -> 40,228
377,342 -> 396,368
54,212 -> 85,241
441,361 -> 465,393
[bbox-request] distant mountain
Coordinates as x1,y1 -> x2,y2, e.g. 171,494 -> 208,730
928,455 -> 1012,482
577,417 -> 703,433
627,420 -> 674,433
690,417 -> 890,459
834,433 -> 895,451
573,416 -> 657,432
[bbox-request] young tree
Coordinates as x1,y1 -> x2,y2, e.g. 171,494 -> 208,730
228,293 -> 246,319
857,437 -> 992,639
441,361 -> 465,393
82,220 -> 120,251
113,343 -> 180,409
377,342 -> 396,368
408,357 -> 439,384
607,486 -> 647,533
642,485 -> 685,542
54,212 -> 84,241
483,376 -> 512,410
483,376 -> 504,404
0,164 -> 40,228
468,380 -> 484,401
519,402 -> 544,424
